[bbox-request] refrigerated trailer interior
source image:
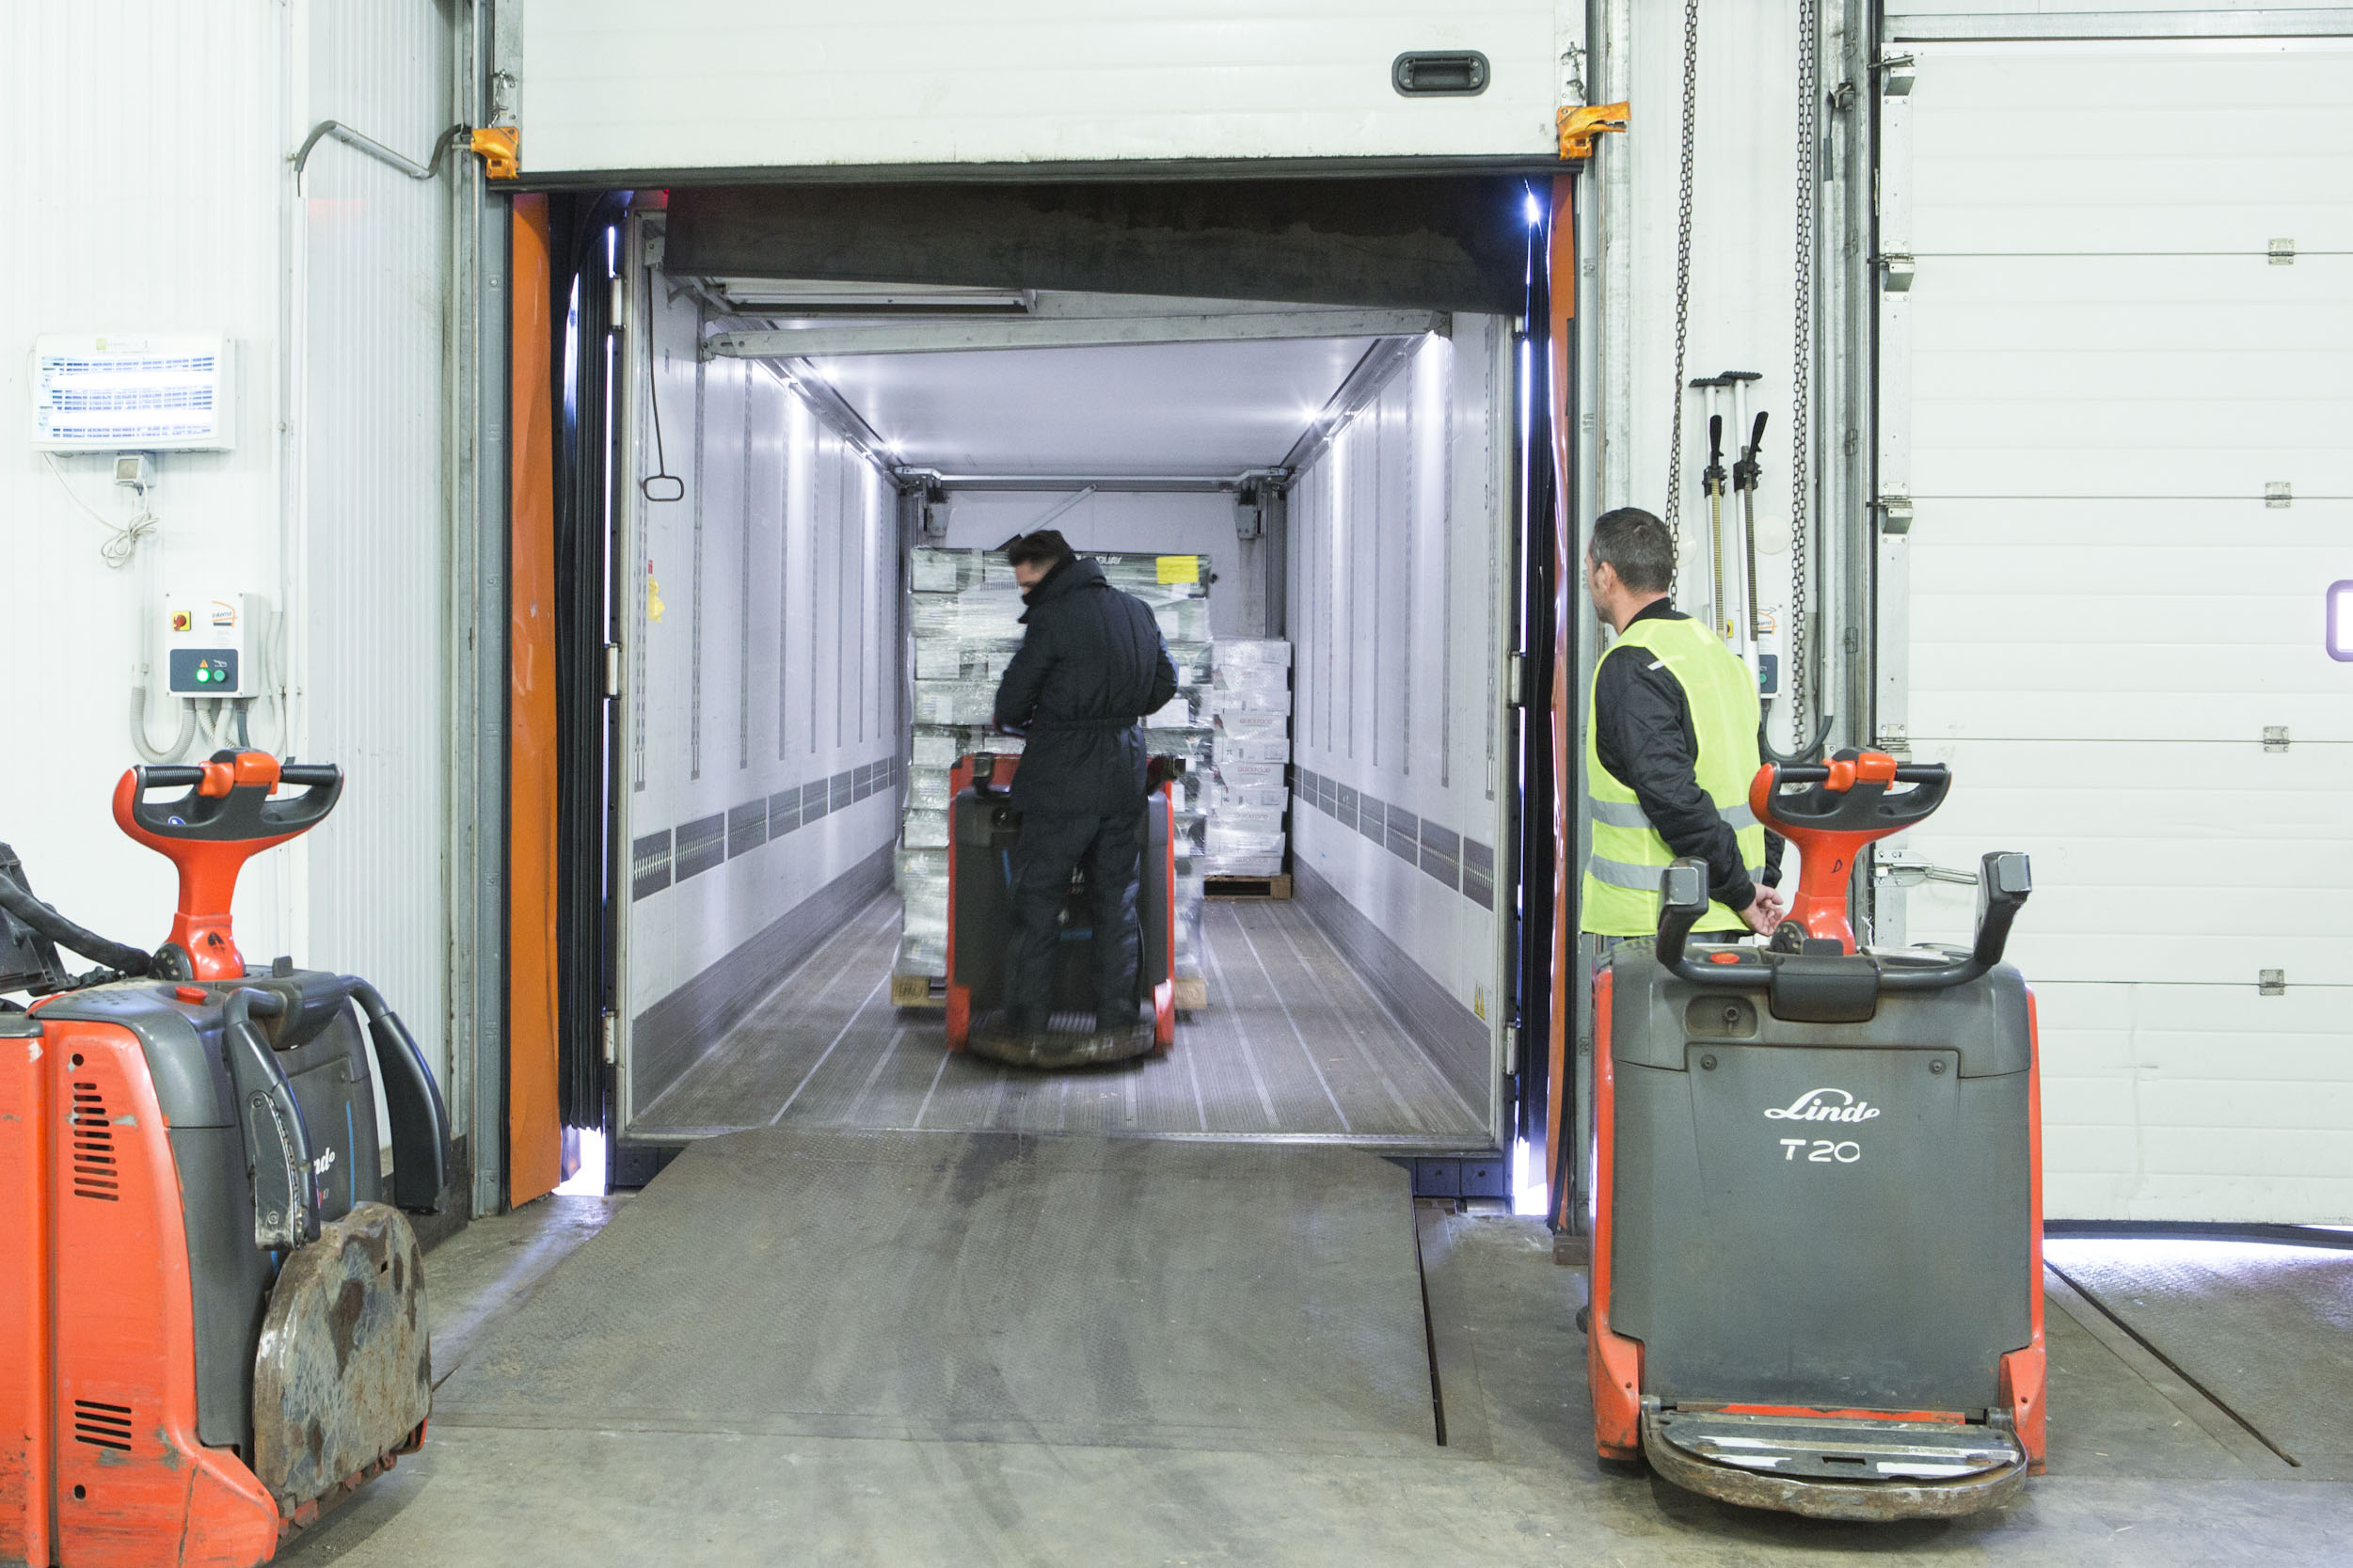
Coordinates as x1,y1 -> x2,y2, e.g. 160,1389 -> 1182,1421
599,213 -> 1534,1180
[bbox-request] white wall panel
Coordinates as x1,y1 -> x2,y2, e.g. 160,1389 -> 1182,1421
3,1 -> 457,1092
624,258 -> 901,1035
299,0 -> 458,1092
1290,325 -> 1510,1041
1879,37 -> 2353,1221
1599,0 -> 1820,755
516,2 -> 1578,178
2,1 -> 292,962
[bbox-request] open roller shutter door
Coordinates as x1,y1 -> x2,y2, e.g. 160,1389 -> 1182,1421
1876,34 -> 2353,1223
508,2 -> 1581,182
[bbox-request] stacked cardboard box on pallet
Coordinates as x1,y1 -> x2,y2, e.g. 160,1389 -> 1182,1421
897,547 -> 1212,989
1201,640 -> 1292,879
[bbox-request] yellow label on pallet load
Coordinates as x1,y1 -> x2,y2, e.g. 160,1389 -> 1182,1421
1156,556 -> 1200,585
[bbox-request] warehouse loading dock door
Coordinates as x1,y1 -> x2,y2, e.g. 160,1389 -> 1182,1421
590,190 -> 1545,1181
1873,33 -> 2353,1223
501,2 -> 1582,182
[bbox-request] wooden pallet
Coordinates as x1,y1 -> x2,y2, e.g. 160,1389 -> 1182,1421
891,973 -> 1209,1012
1204,873 -> 1293,901
890,973 -> 946,1009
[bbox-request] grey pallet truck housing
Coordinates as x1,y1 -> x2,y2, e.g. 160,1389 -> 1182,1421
1608,948 -> 2034,1415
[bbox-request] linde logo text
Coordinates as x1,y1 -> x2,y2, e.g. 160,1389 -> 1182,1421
1763,1087 -> 1882,1124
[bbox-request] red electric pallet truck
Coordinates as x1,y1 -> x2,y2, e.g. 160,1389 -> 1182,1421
941,752 -> 1180,1062
1588,751 -> 2043,1520
2,751 -> 451,1567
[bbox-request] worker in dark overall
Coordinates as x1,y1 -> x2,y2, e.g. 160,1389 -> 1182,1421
1582,506 -> 1784,943
990,530 -> 1180,1043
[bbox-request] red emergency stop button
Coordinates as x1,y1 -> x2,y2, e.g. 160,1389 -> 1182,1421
1708,951 -> 1743,965
175,985 -> 207,1003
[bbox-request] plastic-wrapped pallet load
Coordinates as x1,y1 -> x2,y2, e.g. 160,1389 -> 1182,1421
1202,640 -> 1293,879
898,547 -> 1213,990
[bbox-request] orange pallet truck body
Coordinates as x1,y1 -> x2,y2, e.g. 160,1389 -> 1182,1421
942,752 -> 1179,1056
2,752 -> 451,1566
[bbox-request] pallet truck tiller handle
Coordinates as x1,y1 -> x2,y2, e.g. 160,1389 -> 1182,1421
114,751 -> 344,980
1655,750 -> 2030,993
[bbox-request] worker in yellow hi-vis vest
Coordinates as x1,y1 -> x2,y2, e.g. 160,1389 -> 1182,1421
1582,507 -> 1784,939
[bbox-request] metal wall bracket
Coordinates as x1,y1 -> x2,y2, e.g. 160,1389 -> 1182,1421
1558,102 -> 1630,159
1876,493 -> 1915,534
469,126 -> 519,182
1880,251 -> 1917,292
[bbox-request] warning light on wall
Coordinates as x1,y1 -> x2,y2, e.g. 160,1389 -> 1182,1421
2329,579 -> 2353,662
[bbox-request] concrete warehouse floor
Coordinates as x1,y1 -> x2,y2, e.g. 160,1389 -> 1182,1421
278,1142 -> 2353,1568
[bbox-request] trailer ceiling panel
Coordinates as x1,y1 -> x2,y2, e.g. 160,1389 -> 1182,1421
667,181 -> 1536,314
805,337 -> 1378,477
513,2 -> 1579,181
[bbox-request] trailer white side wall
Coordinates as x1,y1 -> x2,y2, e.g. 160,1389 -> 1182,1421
1289,325 -> 1513,1120
621,263 -> 904,1121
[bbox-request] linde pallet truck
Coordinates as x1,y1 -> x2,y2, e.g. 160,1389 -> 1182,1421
2,752 -> 451,1567
941,752 -> 1180,1064
1588,751 -> 2043,1520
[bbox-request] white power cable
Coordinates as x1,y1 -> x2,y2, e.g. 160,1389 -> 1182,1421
128,685 -> 197,764
42,453 -> 158,568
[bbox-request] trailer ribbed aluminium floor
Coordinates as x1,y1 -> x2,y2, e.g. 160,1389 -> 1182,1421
631,895 -> 1487,1145
429,1128 -> 1441,1456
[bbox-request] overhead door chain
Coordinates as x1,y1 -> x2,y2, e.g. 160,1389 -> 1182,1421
1661,0 -> 1701,555
1787,0 -> 1818,748
1758,0 -> 1832,768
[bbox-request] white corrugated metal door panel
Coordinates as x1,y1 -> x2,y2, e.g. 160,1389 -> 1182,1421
512,1 -> 1580,177
1878,38 -> 2353,1222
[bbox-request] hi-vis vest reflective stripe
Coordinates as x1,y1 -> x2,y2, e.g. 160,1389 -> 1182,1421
1582,613 -> 1767,936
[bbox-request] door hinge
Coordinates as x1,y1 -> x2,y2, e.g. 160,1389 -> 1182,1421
609,276 -> 626,329
1876,722 -> 1911,757
601,1011 -> 618,1064
2266,481 -> 2292,509
2268,238 -> 2296,266
1506,1024 -> 1522,1075
2259,970 -> 2286,997
2264,725 -> 2289,753
603,642 -> 624,699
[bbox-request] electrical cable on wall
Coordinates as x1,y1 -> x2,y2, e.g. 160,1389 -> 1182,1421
42,452 -> 157,568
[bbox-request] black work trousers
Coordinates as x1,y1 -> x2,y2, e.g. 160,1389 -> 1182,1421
1002,806 -> 1143,1024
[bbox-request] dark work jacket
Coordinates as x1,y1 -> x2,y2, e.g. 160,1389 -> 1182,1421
993,557 -> 1180,817
1592,599 -> 1784,911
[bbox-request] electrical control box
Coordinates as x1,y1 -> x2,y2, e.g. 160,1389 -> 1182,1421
164,593 -> 265,697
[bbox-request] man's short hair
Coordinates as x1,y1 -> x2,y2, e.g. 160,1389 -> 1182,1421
1003,530 -> 1075,570
1588,507 -> 1676,594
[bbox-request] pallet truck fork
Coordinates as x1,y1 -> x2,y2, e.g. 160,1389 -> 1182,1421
1587,750 -> 2043,1520
3,751 -> 452,1566
941,752 -> 1180,1062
